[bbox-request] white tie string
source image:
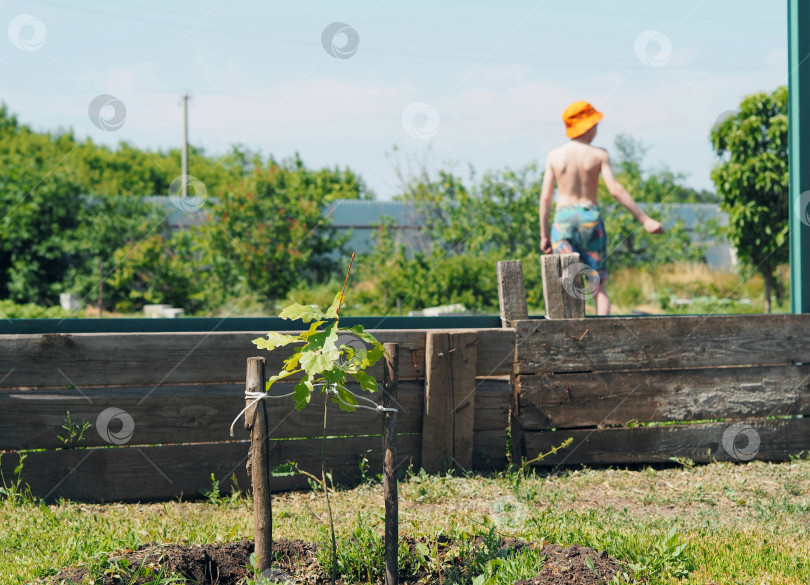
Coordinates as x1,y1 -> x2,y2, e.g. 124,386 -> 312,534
229,383 -> 396,437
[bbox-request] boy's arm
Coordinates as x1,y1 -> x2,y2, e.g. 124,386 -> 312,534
539,157 -> 555,253
600,152 -> 664,234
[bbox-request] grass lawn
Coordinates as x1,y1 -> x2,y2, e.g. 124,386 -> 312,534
3,458 -> 810,584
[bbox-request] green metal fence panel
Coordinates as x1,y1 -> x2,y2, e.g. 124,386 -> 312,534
0,315 -> 512,335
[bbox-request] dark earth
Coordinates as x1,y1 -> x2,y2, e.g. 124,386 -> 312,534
45,538 -> 634,585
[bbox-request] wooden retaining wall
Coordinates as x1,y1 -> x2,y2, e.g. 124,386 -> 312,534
0,329 -> 514,502
505,257 -> 810,466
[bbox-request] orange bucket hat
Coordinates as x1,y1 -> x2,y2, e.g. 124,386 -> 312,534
562,101 -> 603,138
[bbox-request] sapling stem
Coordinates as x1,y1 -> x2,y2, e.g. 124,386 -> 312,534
322,394 -> 337,585
337,252 -> 355,316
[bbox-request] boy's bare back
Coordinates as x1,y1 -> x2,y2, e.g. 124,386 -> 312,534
545,141 -> 607,207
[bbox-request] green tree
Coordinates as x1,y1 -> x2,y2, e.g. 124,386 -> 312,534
193,156 -> 365,307
711,86 -> 788,312
353,162 -> 549,315
0,157 -> 83,304
107,231 -> 206,313
598,135 -> 708,271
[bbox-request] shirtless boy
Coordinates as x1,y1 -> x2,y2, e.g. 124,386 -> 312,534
539,101 -> 664,315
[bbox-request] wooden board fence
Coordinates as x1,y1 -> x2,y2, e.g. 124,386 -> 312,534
496,258 -> 810,467
0,328 -> 512,502
0,329 -> 514,387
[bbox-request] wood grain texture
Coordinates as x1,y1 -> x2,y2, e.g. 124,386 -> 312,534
382,343 -> 399,585
421,333 -> 453,473
474,329 -> 515,377
523,418 -> 810,466
0,329 -> 515,390
518,365 -> 810,430
0,331 -> 426,387
421,332 -> 478,473
0,435 -> 422,503
472,429 -> 508,470
473,379 -> 510,431
541,254 -> 585,319
451,332 -> 478,471
541,255 -> 563,319
514,314 -> 810,374
0,382 -> 425,450
497,260 -> 528,327
244,358 -> 271,572
560,254 -> 587,320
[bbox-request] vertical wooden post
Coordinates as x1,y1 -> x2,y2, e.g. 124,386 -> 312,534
497,260 -> 529,327
496,260 -> 528,468
382,343 -> 399,585
421,331 -> 477,473
244,357 -> 271,572
541,253 -> 586,319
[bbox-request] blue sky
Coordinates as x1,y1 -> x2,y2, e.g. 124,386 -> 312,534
0,0 -> 788,198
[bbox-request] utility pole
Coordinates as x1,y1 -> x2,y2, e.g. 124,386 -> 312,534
181,93 -> 190,200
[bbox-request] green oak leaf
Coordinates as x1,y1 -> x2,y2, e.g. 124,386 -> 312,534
266,369 -> 296,390
325,292 -> 343,318
300,320 -> 325,340
335,384 -> 358,412
354,370 -> 378,393
349,324 -> 385,349
300,351 -> 332,377
284,349 -> 303,372
363,346 -> 384,368
323,368 -> 345,385
293,378 -> 313,411
279,303 -> 325,323
252,331 -> 300,351
321,323 -> 340,363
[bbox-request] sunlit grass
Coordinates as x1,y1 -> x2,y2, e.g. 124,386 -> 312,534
4,457 -> 810,584
603,262 -> 790,315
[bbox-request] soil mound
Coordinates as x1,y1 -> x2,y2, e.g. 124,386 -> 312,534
516,544 -> 631,585
45,539 -> 634,584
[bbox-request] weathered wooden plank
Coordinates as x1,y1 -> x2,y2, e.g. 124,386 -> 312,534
475,329 -> 515,377
0,382 -> 425,450
452,332 -> 477,471
518,365 -> 810,430
514,314 -> 810,374
524,418 -> 810,466
421,332 -> 478,472
541,254 -> 585,319
560,254 -> 587,319
472,429 -> 508,470
473,379 -> 510,431
541,254 -> 564,319
421,333 -> 453,473
0,435 -> 422,503
0,331 -> 425,387
0,329 -> 515,389
497,260 -> 528,327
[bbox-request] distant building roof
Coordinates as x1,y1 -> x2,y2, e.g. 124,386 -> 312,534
325,199 -> 423,228
640,203 -> 729,229
143,196 -> 213,230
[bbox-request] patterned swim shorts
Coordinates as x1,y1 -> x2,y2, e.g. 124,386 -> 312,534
550,205 -> 608,283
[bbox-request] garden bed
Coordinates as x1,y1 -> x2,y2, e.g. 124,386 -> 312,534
45,538 -> 633,585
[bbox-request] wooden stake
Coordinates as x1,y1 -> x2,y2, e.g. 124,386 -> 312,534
382,343 -> 399,585
541,253 -> 585,319
244,357 -> 272,572
497,260 -> 528,327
